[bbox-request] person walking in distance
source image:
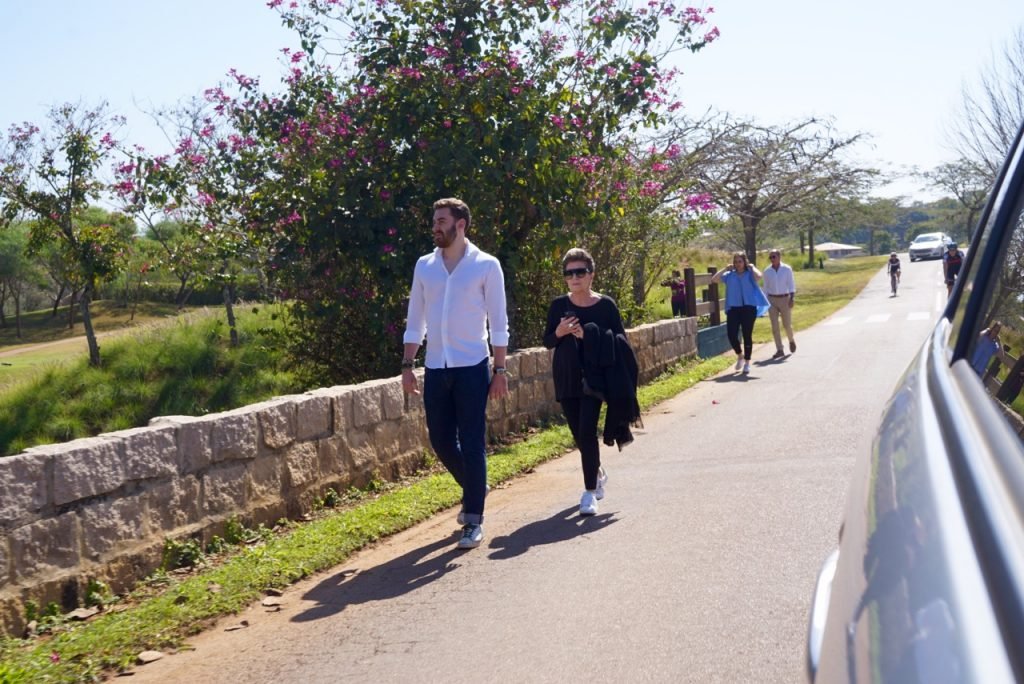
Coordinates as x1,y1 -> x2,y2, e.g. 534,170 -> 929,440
402,198 -> 509,550
543,248 -> 640,517
711,251 -> 770,374
660,269 -> 687,318
761,248 -> 797,359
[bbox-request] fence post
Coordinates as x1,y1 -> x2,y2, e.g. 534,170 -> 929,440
707,266 -> 721,326
683,267 -> 697,318
996,349 -> 1024,403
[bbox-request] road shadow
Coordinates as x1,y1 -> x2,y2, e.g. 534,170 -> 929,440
753,356 -> 788,367
710,372 -> 760,383
487,506 -> 617,560
291,534 -> 464,623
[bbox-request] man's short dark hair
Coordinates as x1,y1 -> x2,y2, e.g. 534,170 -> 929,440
433,198 -> 471,231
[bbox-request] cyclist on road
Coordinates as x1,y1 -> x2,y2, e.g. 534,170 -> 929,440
943,242 -> 965,296
887,252 -> 901,296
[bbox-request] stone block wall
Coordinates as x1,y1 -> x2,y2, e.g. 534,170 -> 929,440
0,317 -> 697,635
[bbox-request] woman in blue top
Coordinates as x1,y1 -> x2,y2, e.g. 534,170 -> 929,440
711,251 -> 770,374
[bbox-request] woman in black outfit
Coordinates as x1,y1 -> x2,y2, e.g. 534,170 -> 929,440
543,247 -> 629,516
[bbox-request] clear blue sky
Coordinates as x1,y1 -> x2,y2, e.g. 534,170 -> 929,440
2,1 -> 1022,203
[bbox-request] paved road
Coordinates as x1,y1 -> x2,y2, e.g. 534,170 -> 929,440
126,257 -> 948,684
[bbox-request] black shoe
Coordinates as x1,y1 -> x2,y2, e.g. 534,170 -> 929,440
772,350 -> 785,359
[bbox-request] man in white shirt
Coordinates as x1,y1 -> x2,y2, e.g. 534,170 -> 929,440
401,198 -> 509,550
761,248 -> 797,359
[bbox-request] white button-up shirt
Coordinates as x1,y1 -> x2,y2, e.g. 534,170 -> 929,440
403,240 -> 509,369
762,262 -> 796,296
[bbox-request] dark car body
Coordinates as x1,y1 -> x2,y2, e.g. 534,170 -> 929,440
806,121 -> 1024,682
908,232 -> 952,261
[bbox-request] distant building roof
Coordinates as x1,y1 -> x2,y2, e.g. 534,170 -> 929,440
814,242 -> 861,251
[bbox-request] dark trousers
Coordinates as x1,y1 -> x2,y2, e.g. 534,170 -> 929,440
560,395 -> 603,490
423,359 -> 490,525
726,305 -> 757,360
671,299 -> 684,317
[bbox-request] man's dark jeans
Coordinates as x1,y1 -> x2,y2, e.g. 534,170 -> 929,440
423,359 -> 490,525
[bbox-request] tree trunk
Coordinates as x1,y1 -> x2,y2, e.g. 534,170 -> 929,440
742,218 -> 759,264
632,258 -> 646,308
799,232 -> 805,254
174,276 -> 192,309
869,229 -> 876,256
80,284 -> 101,366
0,282 -> 7,327
222,277 -> 239,347
51,284 -> 66,318
14,291 -> 21,339
807,227 -> 816,267
67,289 -> 79,329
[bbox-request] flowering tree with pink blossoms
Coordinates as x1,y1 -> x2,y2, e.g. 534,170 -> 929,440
226,0 -> 718,382
0,103 -> 129,366
114,98 -> 273,345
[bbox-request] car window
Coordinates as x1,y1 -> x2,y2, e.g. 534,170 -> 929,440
955,165 -> 1024,440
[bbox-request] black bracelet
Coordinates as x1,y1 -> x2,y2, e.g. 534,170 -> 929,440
401,358 -> 415,369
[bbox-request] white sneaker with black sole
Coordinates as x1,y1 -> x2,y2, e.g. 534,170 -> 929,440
734,355 -> 744,371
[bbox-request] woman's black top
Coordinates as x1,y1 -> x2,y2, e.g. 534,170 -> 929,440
543,294 -> 625,400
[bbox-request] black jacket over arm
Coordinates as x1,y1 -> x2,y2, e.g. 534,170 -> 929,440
543,294 -> 641,448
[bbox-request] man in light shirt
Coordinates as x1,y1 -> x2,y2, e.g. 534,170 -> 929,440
761,248 -> 797,359
402,198 -> 509,550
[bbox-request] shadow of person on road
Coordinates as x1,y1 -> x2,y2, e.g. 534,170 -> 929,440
487,506 -> 617,561
709,372 -> 759,383
290,533 -> 465,624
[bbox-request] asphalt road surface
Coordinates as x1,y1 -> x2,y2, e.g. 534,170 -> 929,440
125,256 -> 948,684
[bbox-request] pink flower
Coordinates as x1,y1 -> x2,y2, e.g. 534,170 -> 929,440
443,119 -> 452,129
387,227 -> 397,236
380,189 -> 391,200
382,244 -> 394,253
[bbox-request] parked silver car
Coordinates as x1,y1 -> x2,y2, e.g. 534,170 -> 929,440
806,120 -> 1024,682
907,231 -> 952,261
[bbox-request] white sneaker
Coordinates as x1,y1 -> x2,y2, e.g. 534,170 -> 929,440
734,355 -> 744,371
595,468 -> 608,501
742,362 -> 750,375
579,491 -> 598,516
457,524 -> 483,549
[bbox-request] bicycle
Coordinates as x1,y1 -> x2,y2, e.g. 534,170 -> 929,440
886,253 -> 901,297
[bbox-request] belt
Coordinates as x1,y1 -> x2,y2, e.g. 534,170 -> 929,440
768,293 -> 792,297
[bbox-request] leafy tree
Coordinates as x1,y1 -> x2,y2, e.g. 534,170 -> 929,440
679,115 -> 876,263
947,25 -> 1024,181
115,99 -> 268,345
0,223 -> 46,337
222,0 -> 718,382
0,103 -> 128,365
923,159 -> 990,242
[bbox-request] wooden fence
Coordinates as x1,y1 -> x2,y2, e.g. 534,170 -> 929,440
982,345 -> 1024,404
682,267 -> 725,324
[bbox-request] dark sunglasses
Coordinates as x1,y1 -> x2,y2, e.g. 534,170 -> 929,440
563,267 -> 592,278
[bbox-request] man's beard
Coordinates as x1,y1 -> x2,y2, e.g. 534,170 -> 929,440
433,225 -> 457,248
